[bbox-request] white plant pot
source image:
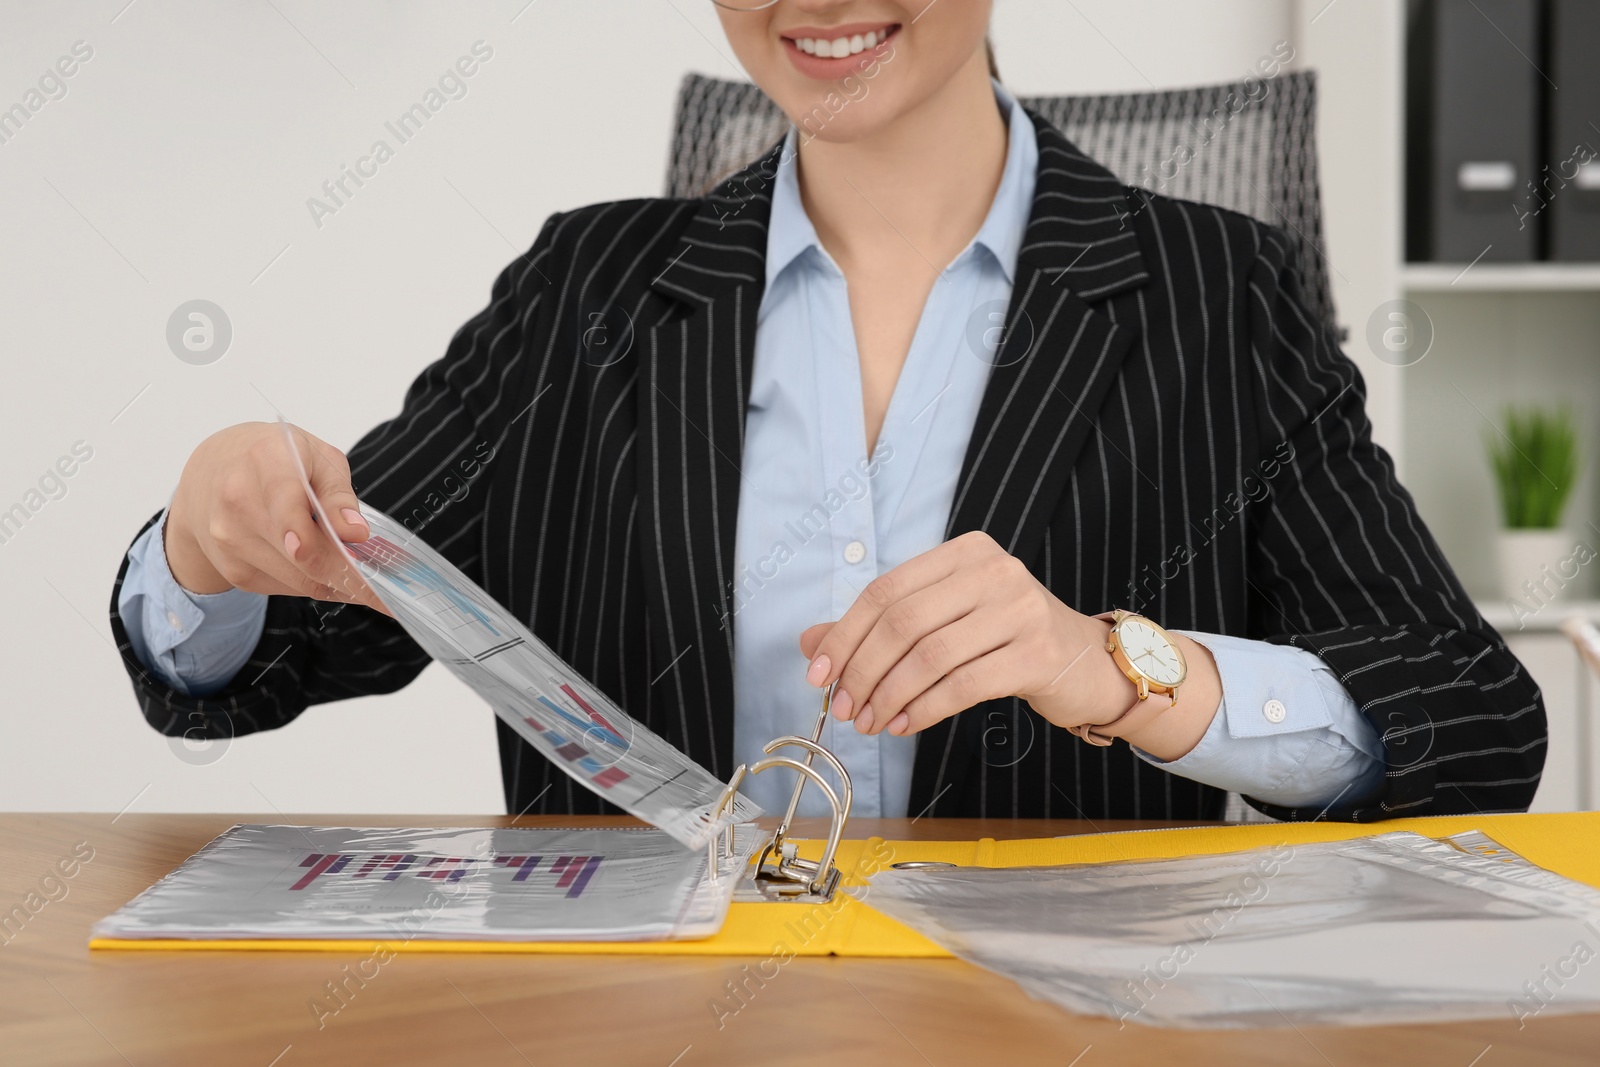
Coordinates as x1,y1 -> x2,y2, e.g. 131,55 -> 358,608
1496,528 -> 1588,607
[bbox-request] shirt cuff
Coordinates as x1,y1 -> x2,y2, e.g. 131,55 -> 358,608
120,508 -> 268,695
1130,630 -> 1385,810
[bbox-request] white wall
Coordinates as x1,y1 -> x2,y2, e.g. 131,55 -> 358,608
3,0 -> 1352,815
1292,0 -> 1405,460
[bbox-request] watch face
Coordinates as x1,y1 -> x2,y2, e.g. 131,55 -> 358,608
1120,619 -> 1185,686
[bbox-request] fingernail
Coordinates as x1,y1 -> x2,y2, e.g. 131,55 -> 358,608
341,507 -> 368,530
887,712 -> 909,735
283,530 -> 301,558
854,705 -> 875,734
806,655 -> 830,687
831,688 -> 853,721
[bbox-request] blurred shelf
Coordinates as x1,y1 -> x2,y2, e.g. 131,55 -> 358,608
1479,598 -> 1600,634
1403,263 -> 1600,292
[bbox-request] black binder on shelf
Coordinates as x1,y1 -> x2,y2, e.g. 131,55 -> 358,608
1406,0 -> 1543,262
1546,0 -> 1600,261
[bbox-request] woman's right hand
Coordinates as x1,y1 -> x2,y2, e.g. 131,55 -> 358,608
163,422 -> 389,614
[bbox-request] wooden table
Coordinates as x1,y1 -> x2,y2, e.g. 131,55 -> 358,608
3,813 -> 1595,1065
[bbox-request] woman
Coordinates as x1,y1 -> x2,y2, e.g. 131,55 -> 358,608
112,1 -> 1544,823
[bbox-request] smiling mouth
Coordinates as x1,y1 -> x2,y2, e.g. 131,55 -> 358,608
782,23 -> 901,59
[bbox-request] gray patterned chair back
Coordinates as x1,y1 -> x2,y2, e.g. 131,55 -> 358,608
666,71 -> 1335,327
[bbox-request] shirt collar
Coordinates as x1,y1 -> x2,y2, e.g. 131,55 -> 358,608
764,79 -> 1038,291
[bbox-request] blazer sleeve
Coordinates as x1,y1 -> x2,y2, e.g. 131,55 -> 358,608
108,211 -> 567,744
1239,228 -> 1546,821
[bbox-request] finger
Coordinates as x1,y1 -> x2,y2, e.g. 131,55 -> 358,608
209,521 -> 343,602
808,542 -> 970,691
799,622 -> 833,664
297,439 -> 392,616
199,461 -> 338,601
885,646 -> 1024,738
836,577 -> 989,728
295,535 -> 385,610
296,427 -> 371,544
262,476 -> 387,612
289,541 -> 390,615
855,611 -> 1011,735
305,541 -> 388,613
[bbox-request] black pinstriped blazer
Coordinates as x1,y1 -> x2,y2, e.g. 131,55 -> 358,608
110,109 -> 1546,822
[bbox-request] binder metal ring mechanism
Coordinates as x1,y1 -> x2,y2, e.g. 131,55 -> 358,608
711,680 -> 853,904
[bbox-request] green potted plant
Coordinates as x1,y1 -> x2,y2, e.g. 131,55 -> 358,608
1487,406 -> 1582,604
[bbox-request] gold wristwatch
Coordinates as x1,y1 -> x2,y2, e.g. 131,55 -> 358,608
1067,609 -> 1188,747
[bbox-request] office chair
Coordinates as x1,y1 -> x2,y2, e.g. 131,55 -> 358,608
665,69 -> 1337,330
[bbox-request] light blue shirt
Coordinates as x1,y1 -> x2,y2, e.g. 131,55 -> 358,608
118,82 -> 1384,818
121,504 -> 269,695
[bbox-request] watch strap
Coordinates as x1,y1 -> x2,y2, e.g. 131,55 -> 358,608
1065,692 -> 1169,746
1067,608 -> 1172,747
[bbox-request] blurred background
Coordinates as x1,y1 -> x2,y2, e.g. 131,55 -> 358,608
2,0 -> 1594,816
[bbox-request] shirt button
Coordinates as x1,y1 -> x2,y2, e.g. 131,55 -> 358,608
166,610 -> 184,632
843,540 -> 867,565
1263,699 -> 1287,724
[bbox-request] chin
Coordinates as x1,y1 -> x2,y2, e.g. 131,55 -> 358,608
782,96 -> 902,146
769,65 -> 926,148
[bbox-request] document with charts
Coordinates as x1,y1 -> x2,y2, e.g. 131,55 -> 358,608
92,824 -> 765,942
277,419 -> 761,850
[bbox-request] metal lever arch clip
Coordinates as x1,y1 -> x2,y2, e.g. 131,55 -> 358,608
709,681 -> 852,903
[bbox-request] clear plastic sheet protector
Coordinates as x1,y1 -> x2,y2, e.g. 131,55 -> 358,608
277,419 -> 760,849
93,824 -> 765,943
866,830 -> 1600,1028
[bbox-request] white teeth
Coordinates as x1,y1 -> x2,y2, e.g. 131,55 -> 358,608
794,29 -> 889,58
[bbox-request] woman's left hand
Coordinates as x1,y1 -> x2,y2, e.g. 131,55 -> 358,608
798,531 -> 1137,738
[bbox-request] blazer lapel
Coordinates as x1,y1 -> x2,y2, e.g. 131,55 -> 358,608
913,114 -> 1153,815
637,144 -> 780,779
